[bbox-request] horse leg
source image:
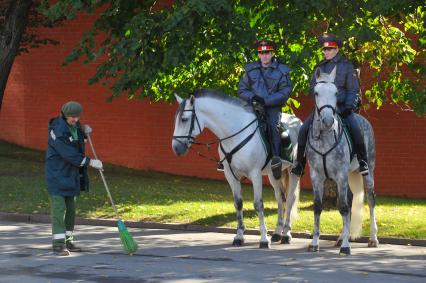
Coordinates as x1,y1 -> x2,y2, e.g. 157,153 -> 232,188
364,173 -> 379,247
268,174 -> 284,243
336,188 -> 353,247
282,170 -> 300,244
308,173 -> 324,252
224,171 -> 245,246
251,171 -> 270,249
336,176 -> 351,255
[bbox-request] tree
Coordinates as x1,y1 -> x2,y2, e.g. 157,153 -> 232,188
36,0 -> 426,116
0,0 -> 59,110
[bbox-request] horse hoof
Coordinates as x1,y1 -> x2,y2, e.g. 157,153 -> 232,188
232,239 -> 244,246
334,239 -> 342,247
259,242 -> 270,249
271,234 -> 282,242
368,240 -> 379,248
339,247 -> 351,255
308,245 -> 319,252
281,235 -> 291,244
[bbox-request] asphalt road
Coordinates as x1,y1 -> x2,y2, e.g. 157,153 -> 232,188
0,220 -> 425,283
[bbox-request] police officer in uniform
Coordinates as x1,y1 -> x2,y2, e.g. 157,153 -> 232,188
291,34 -> 369,177
238,39 -> 292,179
45,101 -> 103,256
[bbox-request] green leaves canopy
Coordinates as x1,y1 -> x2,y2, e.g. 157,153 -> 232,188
40,0 -> 425,115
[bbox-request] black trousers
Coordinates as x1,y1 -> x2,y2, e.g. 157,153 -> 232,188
265,109 -> 282,157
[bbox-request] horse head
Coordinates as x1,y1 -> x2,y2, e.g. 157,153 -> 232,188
172,94 -> 203,156
313,67 -> 338,132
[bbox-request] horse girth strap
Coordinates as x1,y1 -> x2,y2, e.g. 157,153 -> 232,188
307,116 -> 345,179
219,125 -> 259,180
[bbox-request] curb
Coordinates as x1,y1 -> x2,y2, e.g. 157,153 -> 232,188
1,212 -> 425,247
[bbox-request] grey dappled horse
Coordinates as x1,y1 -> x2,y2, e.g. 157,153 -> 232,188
306,68 -> 379,255
172,90 -> 302,248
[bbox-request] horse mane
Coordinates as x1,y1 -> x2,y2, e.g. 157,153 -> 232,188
192,89 -> 253,112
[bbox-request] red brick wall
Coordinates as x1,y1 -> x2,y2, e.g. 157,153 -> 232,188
0,11 -> 425,198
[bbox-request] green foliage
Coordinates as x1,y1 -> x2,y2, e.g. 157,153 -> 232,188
39,0 -> 425,115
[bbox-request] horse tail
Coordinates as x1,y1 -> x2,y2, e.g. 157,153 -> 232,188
349,171 -> 364,239
282,169 -> 300,220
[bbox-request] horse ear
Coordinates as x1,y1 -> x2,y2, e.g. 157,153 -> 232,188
189,94 -> 195,105
174,93 -> 183,104
315,67 -> 321,81
329,66 -> 336,82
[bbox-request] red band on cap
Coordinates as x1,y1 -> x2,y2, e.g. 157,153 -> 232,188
257,45 -> 274,51
323,41 -> 338,48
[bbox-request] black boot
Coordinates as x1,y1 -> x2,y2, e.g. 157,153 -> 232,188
66,241 -> 82,252
291,158 -> 306,177
271,156 -> 282,179
291,142 -> 306,177
355,143 -> 369,176
53,244 -> 70,256
358,159 -> 369,176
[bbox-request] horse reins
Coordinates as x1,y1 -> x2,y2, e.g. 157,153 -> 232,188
172,98 -> 260,180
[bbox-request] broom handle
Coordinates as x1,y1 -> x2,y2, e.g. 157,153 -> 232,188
86,134 -> 120,220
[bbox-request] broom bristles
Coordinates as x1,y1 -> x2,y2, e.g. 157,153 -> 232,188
117,220 -> 138,254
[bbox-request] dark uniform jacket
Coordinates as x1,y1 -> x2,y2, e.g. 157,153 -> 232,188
238,58 -> 292,108
45,117 -> 90,196
310,53 -> 360,114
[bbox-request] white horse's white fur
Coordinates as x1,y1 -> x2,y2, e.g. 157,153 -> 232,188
173,91 -> 301,247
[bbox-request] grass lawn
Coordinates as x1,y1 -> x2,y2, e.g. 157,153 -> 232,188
0,140 -> 425,239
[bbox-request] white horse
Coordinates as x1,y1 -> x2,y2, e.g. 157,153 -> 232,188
306,67 -> 379,255
172,89 -> 302,248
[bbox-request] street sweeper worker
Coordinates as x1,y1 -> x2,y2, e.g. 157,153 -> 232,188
45,101 -> 103,256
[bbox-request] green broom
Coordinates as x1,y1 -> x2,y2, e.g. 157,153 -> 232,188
87,134 -> 138,255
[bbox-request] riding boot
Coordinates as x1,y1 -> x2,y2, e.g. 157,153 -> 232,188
291,143 -> 306,177
355,143 -> 369,176
271,156 -> 282,179
291,115 -> 311,177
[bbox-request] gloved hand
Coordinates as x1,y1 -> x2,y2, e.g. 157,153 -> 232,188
251,95 -> 265,106
82,124 -> 92,135
89,159 -> 103,170
341,108 -> 352,118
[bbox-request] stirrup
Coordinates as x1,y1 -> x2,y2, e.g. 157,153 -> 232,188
217,162 -> 224,172
359,160 -> 369,176
271,157 -> 282,179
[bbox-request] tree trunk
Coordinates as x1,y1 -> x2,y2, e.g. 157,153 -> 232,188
0,0 -> 33,110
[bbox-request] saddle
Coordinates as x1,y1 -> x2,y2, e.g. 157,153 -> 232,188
253,107 -> 293,166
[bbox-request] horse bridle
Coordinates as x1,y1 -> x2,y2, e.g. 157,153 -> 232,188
172,100 -> 202,147
314,80 -> 337,117
309,80 -> 344,179
172,97 -> 260,180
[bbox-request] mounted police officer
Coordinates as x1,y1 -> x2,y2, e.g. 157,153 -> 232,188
291,34 -> 369,177
45,101 -> 103,256
237,39 -> 292,179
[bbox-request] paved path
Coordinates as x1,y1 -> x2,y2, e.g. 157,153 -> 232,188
0,220 -> 425,283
